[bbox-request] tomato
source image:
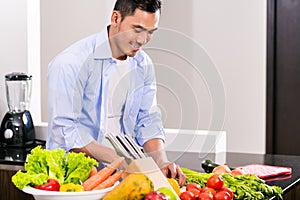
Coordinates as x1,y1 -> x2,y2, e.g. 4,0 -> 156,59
187,188 -> 200,199
214,191 -> 232,200
34,179 -> 60,191
198,192 -> 214,200
180,191 -> 195,200
186,183 -> 201,192
219,187 -> 234,199
200,187 -> 216,195
206,174 -> 224,190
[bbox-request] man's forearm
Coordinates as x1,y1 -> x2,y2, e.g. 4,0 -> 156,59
71,140 -> 120,164
143,138 -> 169,167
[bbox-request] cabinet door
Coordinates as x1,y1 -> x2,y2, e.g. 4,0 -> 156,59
267,0 -> 300,155
0,170 -> 34,200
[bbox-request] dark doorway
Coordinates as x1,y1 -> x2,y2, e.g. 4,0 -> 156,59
267,0 -> 300,155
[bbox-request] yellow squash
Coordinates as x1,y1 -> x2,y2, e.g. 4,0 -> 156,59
103,173 -> 154,200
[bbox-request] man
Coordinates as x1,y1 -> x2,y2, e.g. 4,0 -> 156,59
47,0 -> 186,186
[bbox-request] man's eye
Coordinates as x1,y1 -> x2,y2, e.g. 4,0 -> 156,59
134,28 -> 143,33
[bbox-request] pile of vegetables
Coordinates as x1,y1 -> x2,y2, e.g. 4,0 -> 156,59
182,168 -> 283,199
180,175 -> 234,200
12,146 -> 98,190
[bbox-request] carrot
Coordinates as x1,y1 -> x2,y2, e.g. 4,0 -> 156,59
82,157 -> 124,191
92,170 -> 123,190
89,166 -> 98,178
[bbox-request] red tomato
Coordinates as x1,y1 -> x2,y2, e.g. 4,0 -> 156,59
186,183 -> 201,191
34,179 -> 60,191
198,192 -> 214,200
187,188 -> 200,199
180,191 -> 196,200
214,191 -> 232,200
219,187 -> 234,199
206,174 -> 224,190
200,187 -> 216,195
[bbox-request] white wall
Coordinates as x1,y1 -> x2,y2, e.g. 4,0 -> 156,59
0,0 -> 28,117
197,0 -> 266,153
147,0 -> 267,153
0,0 -> 267,154
40,0 -> 115,121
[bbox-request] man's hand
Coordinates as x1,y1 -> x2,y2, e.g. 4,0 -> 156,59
160,162 -> 187,187
143,138 -> 187,187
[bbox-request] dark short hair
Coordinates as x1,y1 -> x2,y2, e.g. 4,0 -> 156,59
114,0 -> 162,21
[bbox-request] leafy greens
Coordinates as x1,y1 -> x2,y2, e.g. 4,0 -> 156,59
12,146 -> 98,190
182,167 -> 283,199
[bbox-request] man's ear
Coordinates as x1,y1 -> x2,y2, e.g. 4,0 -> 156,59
111,11 -> 122,27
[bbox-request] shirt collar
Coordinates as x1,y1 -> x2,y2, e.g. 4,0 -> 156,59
93,26 -> 113,59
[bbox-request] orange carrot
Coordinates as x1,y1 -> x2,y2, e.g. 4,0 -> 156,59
92,170 -> 123,190
89,166 -> 98,178
82,157 -> 124,191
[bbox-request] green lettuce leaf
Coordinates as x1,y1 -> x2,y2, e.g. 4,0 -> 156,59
45,147 -> 66,184
64,151 -> 98,184
25,145 -> 48,175
11,146 -> 98,190
11,170 -> 48,190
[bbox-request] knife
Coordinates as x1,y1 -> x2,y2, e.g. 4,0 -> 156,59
105,133 -> 134,160
123,135 -> 146,158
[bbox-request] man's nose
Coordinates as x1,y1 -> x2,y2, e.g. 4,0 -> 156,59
136,32 -> 148,45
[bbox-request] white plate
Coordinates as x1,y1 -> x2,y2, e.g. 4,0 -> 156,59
22,182 -> 118,200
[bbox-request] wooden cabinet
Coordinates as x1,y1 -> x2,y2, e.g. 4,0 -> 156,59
0,169 -> 34,200
267,0 -> 300,155
283,184 -> 300,200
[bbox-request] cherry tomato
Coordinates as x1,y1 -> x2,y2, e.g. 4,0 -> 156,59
206,174 -> 224,190
198,192 -> 214,200
200,187 -> 216,195
186,183 -> 201,192
180,191 -> 195,200
187,188 -> 200,199
214,191 -> 232,200
34,179 -> 60,191
219,187 -> 234,199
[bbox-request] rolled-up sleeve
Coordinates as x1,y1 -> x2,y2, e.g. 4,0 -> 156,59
133,55 -> 166,146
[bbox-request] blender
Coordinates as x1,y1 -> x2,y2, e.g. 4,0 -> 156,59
0,72 -> 35,147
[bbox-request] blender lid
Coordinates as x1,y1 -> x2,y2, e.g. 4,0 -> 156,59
5,72 -> 32,81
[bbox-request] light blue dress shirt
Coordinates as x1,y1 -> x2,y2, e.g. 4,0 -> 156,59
46,27 -> 165,152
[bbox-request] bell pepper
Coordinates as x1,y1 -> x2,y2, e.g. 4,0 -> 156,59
59,183 -> 84,192
34,179 -> 60,191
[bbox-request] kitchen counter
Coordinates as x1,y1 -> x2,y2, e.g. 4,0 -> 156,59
167,151 -> 300,199
1,149 -> 300,199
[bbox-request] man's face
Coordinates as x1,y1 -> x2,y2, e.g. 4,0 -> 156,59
110,9 -> 160,58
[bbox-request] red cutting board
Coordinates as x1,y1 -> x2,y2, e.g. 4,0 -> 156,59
238,164 -> 292,179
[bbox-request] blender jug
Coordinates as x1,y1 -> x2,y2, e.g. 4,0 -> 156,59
5,72 -> 32,112
0,72 -> 36,147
